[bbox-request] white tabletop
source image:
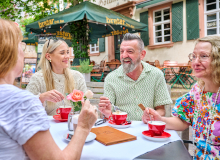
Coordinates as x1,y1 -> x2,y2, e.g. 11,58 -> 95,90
48,116 -> 182,160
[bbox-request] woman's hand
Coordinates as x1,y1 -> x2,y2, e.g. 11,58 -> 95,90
142,108 -> 162,124
98,96 -> 112,118
39,90 -> 64,103
77,100 -> 98,131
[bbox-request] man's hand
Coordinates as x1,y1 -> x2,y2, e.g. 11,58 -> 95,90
98,96 -> 112,118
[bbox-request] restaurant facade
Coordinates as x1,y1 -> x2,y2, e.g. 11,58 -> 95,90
89,0 -> 215,64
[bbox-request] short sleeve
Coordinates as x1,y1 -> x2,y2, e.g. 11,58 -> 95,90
154,71 -> 173,107
172,93 -> 195,125
0,86 -> 50,146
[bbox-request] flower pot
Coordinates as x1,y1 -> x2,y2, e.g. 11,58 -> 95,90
82,73 -> 91,82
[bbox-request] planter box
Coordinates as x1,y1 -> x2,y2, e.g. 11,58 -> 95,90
82,73 -> 91,82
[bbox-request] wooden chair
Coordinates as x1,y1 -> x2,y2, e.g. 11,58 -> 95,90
149,62 -> 155,66
91,60 -> 107,82
90,60 -> 95,66
111,59 -> 120,62
155,60 -> 162,69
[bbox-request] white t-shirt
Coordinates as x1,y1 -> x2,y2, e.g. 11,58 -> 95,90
0,84 -> 50,160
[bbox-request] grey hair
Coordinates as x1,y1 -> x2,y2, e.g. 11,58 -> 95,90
122,33 -> 144,51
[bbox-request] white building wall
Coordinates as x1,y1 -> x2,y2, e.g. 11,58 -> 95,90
134,0 -> 196,64
90,37 -> 109,64
91,0 -> 197,64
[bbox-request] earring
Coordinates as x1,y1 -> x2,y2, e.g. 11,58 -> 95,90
49,59 -> 51,63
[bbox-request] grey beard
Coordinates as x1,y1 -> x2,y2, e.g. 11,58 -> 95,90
123,63 -> 136,74
122,57 -> 141,74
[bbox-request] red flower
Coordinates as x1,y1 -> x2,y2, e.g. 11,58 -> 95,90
67,90 -> 84,102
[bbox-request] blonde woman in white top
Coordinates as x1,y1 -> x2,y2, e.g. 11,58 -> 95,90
26,38 -> 87,115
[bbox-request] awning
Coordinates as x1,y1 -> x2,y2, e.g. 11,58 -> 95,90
22,33 -> 38,45
26,1 -> 148,43
136,0 -> 165,9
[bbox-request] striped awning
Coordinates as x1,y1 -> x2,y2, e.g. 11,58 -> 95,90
136,0 -> 165,9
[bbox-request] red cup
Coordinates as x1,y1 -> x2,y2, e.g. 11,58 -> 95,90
109,112 -> 127,125
56,107 -> 72,119
148,121 -> 166,136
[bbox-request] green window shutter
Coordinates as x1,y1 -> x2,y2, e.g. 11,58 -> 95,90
140,11 -> 149,46
172,2 -> 183,42
186,0 -> 199,40
99,38 -> 105,52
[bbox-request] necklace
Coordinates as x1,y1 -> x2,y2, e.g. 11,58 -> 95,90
192,86 -> 220,159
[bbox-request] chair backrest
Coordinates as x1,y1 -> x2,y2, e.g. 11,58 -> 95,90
99,59 -> 107,72
163,61 -> 178,67
155,60 -> 161,68
111,59 -> 120,62
90,60 -> 95,66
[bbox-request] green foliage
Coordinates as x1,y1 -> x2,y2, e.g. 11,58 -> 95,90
76,59 -> 93,73
70,101 -> 82,112
0,0 -> 62,21
0,0 -> 93,21
19,17 -> 35,36
69,19 -> 90,58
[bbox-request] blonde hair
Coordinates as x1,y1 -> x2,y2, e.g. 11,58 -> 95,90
0,19 -> 22,78
38,39 -> 75,108
196,36 -> 220,87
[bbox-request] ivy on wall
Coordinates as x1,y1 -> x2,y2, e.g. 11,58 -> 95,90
69,17 -> 91,59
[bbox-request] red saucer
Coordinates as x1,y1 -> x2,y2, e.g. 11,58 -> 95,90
53,114 -> 68,122
142,130 -> 171,138
108,120 -> 131,125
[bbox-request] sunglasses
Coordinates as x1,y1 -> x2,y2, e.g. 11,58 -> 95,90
47,37 -> 61,48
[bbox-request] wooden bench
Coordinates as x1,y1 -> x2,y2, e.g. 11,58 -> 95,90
86,82 -> 104,105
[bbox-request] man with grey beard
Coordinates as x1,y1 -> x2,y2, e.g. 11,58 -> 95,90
98,33 -> 172,123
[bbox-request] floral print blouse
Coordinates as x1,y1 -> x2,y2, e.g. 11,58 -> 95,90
172,83 -> 220,160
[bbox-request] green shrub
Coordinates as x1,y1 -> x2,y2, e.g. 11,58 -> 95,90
76,59 -> 93,73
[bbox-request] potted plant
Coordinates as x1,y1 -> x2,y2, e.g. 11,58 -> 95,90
75,59 -> 93,82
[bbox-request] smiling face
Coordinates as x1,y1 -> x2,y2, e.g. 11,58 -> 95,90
192,41 -> 212,81
120,40 -> 145,74
46,42 -> 69,73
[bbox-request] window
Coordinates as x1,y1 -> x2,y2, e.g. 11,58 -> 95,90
153,8 -> 171,44
205,0 -> 220,35
89,43 -> 99,54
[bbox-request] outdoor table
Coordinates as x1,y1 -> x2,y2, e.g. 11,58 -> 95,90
48,116 -> 189,160
106,62 -> 121,71
163,65 -> 191,89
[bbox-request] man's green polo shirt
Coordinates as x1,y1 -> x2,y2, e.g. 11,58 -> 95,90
103,61 -> 172,121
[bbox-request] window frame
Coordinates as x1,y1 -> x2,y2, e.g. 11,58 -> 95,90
89,43 -> 99,54
153,7 -> 171,45
147,2 -> 174,50
204,0 -> 220,36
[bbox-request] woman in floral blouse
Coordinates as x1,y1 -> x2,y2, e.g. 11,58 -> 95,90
143,36 -> 220,160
